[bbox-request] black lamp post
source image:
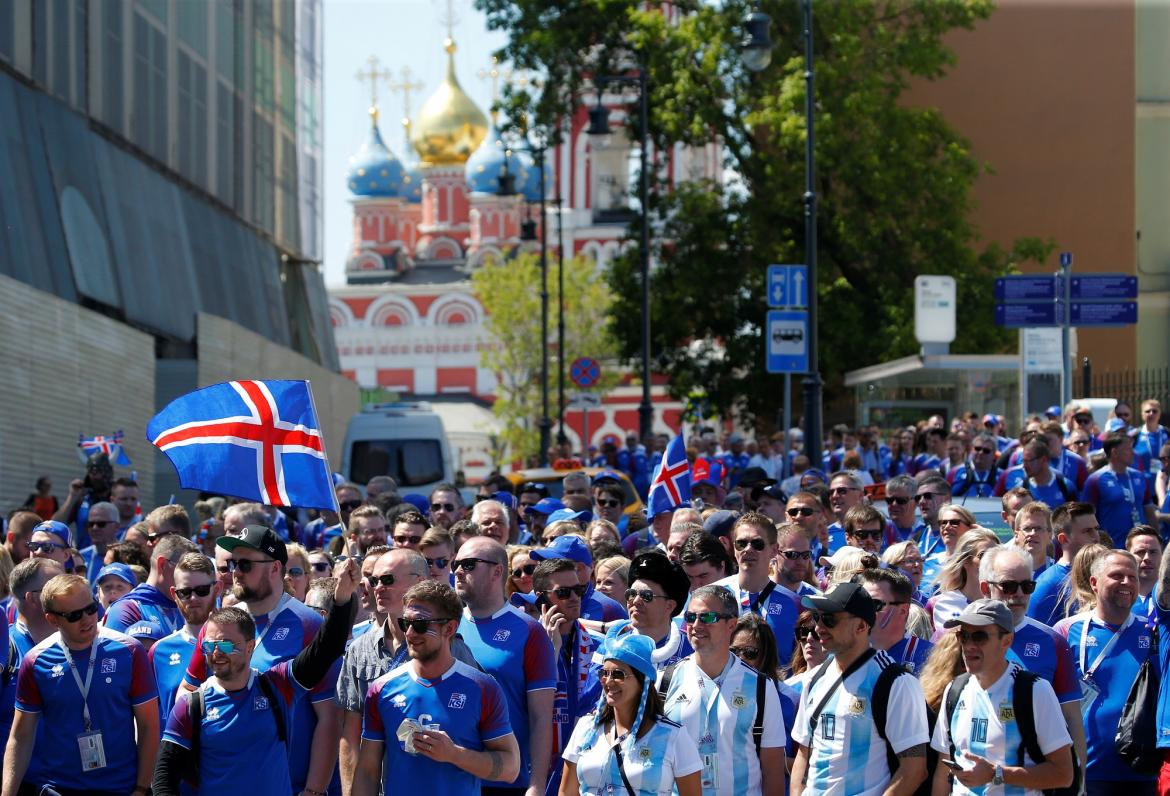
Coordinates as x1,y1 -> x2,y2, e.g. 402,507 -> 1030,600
587,67 -> 653,444
742,0 -> 822,466
555,193 -> 567,446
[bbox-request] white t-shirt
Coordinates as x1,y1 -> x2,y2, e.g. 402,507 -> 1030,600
931,590 -> 969,628
931,663 -> 1072,796
563,714 -> 702,796
792,649 -> 930,796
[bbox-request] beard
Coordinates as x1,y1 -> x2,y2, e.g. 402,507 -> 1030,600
409,641 -> 439,663
232,578 -> 271,604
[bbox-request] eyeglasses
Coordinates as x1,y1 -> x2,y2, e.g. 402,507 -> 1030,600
989,579 -> 1036,595
394,534 -> 422,546
425,556 -> 451,569
311,561 -> 332,573
87,520 -> 115,528
886,496 -> 912,506
227,557 -> 275,573
781,550 -> 812,560
596,499 -> 622,509
339,500 -> 363,512
734,538 -> 767,552
683,610 -> 734,624
598,667 -> 628,682
511,564 -> 537,578
48,602 -> 100,622
971,446 -> 995,455
914,493 -> 939,502
286,567 -> 305,577
938,519 -> 967,528
786,507 -> 816,517
849,529 -> 883,541
871,599 -> 908,613
175,584 -> 214,600
201,640 -> 242,656
397,616 -> 456,634
367,574 -> 397,588
216,565 -> 231,575
829,486 -> 860,496
625,588 -> 668,604
956,629 -> 1002,645
452,557 -> 498,572
811,611 -> 841,628
729,645 -> 760,659
28,541 -> 67,553
542,585 -> 588,599
795,626 -> 816,641
146,530 -> 174,542
431,503 -> 457,513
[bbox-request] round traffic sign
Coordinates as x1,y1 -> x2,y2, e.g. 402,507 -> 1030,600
570,357 -> 601,388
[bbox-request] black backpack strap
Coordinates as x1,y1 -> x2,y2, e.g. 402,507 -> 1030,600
752,669 -> 767,756
1011,670 -> 1044,765
943,673 -> 971,762
187,686 -> 205,787
256,672 -> 288,746
872,661 -> 910,774
1056,474 -> 1077,504
2,637 -> 16,687
657,662 -> 678,700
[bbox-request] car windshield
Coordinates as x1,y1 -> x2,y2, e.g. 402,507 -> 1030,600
350,440 -> 443,487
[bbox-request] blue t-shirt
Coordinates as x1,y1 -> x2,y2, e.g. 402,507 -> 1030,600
1132,425 -> 1169,474
946,463 -> 998,497
150,627 -> 197,730
825,522 -> 847,556
164,662 -> 306,796
886,634 -> 933,674
363,659 -> 513,796
458,603 -> 557,790
1081,466 -> 1152,544
580,584 -> 627,623
16,627 -> 158,792
713,575 -> 799,664
103,582 -> 183,644
1028,561 -> 1072,628
996,465 -> 1075,507
1154,601 -> 1170,750
1006,617 -> 1080,703
1057,613 -> 1157,781
0,610 -> 11,753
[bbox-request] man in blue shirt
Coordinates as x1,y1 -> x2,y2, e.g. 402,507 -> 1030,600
914,476 -> 952,559
5,573 -> 159,796
149,551 -> 219,731
530,535 -> 626,623
857,568 -> 933,673
1030,502 -> 1101,627
104,535 -> 196,649
1132,399 -> 1168,474
455,537 -> 556,796
1057,549 -> 1157,794
1081,432 -> 1156,545
1013,501 -> 1056,576
355,580 -> 519,796
947,432 -> 1000,497
78,502 -> 120,591
826,472 -> 866,554
994,437 -> 1079,507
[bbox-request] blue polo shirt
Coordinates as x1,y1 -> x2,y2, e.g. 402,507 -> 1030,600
0,610 -> 11,752
1132,425 -> 1169,474
947,464 -> 998,497
886,634 -> 933,674
713,574 -> 799,664
458,603 -> 557,790
995,465 -> 1076,506
1154,602 -> 1170,750
149,627 -> 197,730
363,659 -> 513,796
103,582 -> 182,644
580,583 -> 627,623
16,627 -> 158,792
1007,616 -> 1080,703
1081,466 -> 1151,544
1028,561 -> 1072,628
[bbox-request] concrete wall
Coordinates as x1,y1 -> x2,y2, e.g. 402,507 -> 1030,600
0,273 -> 156,514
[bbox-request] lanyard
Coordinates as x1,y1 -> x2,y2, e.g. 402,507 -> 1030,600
1078,614 -> 1134,679
697,660 -> 732,749
57,637 -> 99,731
254,593 -> 292,649
746,582 -> 777,615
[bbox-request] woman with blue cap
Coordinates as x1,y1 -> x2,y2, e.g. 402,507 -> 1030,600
559,633 -> 701,795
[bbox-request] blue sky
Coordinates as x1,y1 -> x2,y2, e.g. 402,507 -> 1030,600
322,0 -> 508,286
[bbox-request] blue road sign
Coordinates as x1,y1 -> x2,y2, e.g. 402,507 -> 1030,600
994,276 -> 1056,302
1068,274 -> 1138,301
767,264 -> 808,309
1069,302 -> 1137,327
1060,252 -> 1073,267
995,303 -> 1059,328
569,357 -> 601,388
766,310 -> 809,373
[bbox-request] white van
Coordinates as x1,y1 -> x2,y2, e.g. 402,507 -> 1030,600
341,402 -> 455,495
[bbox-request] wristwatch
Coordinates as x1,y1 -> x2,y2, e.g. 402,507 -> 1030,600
992,765 -> 1004,786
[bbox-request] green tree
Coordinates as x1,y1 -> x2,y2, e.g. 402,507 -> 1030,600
472,251 -> 621,460
477,0 -> 1053,425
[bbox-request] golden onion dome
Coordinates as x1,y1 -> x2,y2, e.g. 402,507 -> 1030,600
410,38 -> 489,166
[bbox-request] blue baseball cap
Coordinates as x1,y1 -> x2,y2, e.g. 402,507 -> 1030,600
530,534 -> 593,565
526,498 -> 565,517
32,520 -> 72,548
592,470 -> 623,485
492,492 -> 518,510
603,633 -> 657,681
96,562 -> 136,587
402,493 -> 430,513
547,508 -> 591,525
1105,417 -> 1127,432
1045,405 -> 1061,419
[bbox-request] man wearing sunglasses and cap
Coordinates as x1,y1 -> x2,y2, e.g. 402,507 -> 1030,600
104,534 -> 198,650
152,556 -> 360,796
597,551 -> 692,680
532,536 -> 627,623
791,582 -> 929,796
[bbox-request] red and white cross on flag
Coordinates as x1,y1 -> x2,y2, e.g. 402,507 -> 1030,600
647,433 -> 692,515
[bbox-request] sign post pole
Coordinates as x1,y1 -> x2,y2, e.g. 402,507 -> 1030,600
1059,252 -> 1072,408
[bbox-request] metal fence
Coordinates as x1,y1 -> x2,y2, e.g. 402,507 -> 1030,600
1080,359 -> 1170,408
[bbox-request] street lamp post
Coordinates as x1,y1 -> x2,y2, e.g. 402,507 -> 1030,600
555,194 -> 567,445
742,0 -> 822,466
587,66 -> 653,444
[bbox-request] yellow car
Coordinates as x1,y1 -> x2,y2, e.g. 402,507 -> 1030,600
504,466 -> 645,518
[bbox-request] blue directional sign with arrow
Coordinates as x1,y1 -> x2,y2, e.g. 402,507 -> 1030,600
767,265 -> 808,309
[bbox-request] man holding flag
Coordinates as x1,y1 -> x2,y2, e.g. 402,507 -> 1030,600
623,433 -> 692,557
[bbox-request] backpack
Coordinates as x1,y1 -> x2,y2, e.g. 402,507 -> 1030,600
658,661 -> 769,755
944,670 -> 1081,796
185,673 -> 287,786
1115,629 -> 1161,775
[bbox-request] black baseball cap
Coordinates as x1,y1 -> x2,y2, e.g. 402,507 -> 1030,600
800,582 -> 876,626
216,524 -> 288,564
739,466 -> 776,488
702,510 -> 739,538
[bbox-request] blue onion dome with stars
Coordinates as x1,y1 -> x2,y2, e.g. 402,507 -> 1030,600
346,108 -> 404,197
465,125 -> 509,194
398,161 -> 424,203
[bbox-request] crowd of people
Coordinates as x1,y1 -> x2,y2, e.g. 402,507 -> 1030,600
0,397 -> 1168,795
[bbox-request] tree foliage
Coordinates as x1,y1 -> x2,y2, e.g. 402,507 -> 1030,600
472,251 -> 621,460
477,0 -> 1054,426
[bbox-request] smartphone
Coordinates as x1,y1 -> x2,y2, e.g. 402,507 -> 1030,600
940,758 -> 962,770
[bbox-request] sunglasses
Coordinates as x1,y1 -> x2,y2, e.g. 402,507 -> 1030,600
397,616 -> 456,634
431,503 -> 457,512
1071,439 -> 1090,446
957,629 -> 1002,645
849,529 -> 883,541
871,599 -> 908,613
452,557 -> 498,572
734,538 -> 767,552
1074,415 -> 1093,424
511,564 -> 537,578
287,567 -> 305,577
201,640 -> 242,656
339,500 -> 363,512
811,611 -> 841,628
683,610 -> 734,624
598,667 -> 628,682
781,550 -> 812,560
311,561 -> 332,572
87,520 -> 115,528
227,557 -> 275,573
989,579 -> 1036,595
425,556 -> 451,569
886,496 -> 912,506
971,447 -> 995,454
795,626 -> 816,641
625,588 -> 668,604
367,574 -> 397,588
147,530 -> 174,542
786,507 -> 816,517
596,498 -> 622,508
394,534 -> 423,546
175,584 -> 214,600
729,645 -> 760,659
829,486 -> 859,496
542,585 -> 588,599
216,565 -> 231,575
49,602 -> 100,622
28,541 -> 67,553
914,493 -> 939,502
938,519 -> 967,528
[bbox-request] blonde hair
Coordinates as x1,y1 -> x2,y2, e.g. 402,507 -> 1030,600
826,549 -> 880,588
505,545 -> 535,599
919,630 -> 965,713
935,528 -> 999,592
937,505 -> 977,527
41,573 -> 91,612
1059,542 -> 1111,619
285,542 -> 311,571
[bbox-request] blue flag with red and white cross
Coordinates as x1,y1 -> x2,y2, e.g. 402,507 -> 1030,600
647,433 -> 691,517
79,431 -> 131,466
146,379 -> 337,510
